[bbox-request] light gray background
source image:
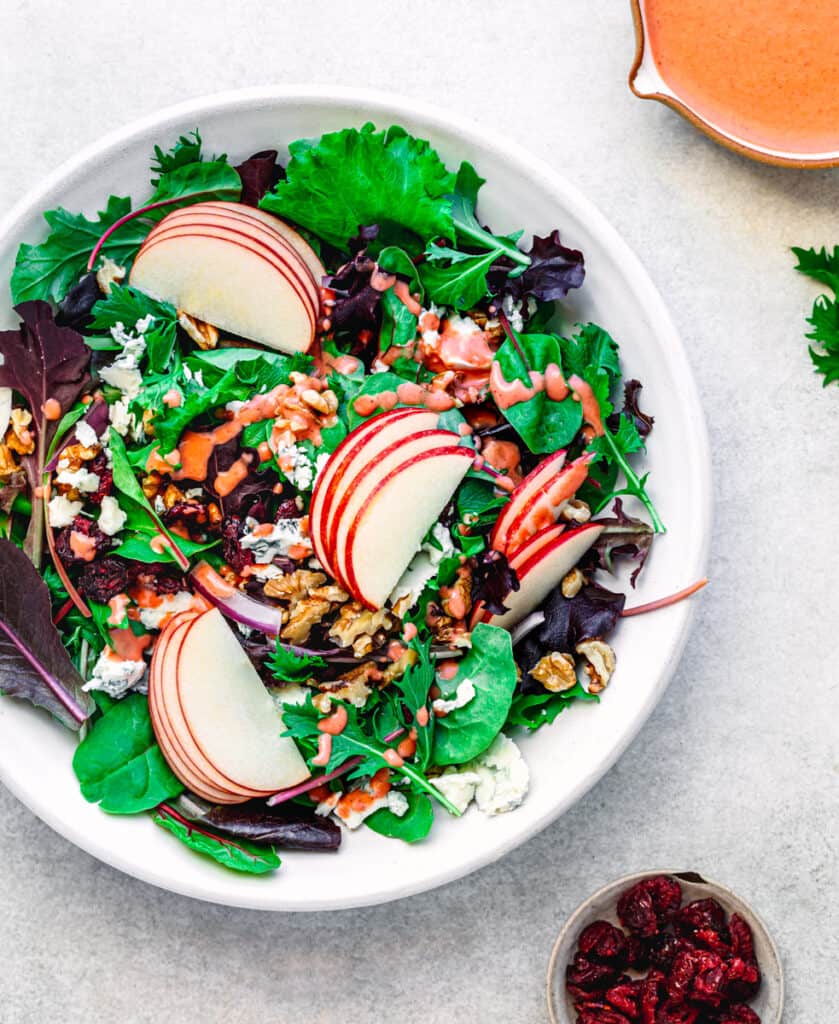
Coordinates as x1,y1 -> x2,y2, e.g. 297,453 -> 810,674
1,2 -> 836,1021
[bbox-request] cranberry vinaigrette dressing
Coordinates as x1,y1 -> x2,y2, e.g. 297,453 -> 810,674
634,0 -> 839,158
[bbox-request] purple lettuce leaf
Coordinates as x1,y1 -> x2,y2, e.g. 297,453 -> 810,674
471,549 -> 520,616
235,150 -> 283,207
180,795 -> 341,851
591,498 -> 655,587
488,229 -> 585,303
0,538 -> 94,728
607,379 -> 654,439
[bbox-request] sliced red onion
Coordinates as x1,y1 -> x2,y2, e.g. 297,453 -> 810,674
267,726 -> 405,807
510,610 -> 545,646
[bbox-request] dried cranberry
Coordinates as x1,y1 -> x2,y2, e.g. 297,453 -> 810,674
713,1005 -> 760,1024
647,934 -> 695,972
579,921 -> 629,965
77,556 -> 128,602
694,929 -> 731,955
728,915 -> 756,964
723,958 -> 760,1001
688,951 -> 726,1006
606,981 -> 643,1019
639,974 -> 664,1024
221,514 -> 254,573
655,1003 -> 699,1024
673,899 -> 728,939
275,498 -> 300,519
88,452 -> 113,505
566,953 -> 621,995
164,500 -> 208,523
130,566 -> 186,595
54,516 -> 110,565
666,950 -> 698,1004
576,1002 -> 632,1024
625,934 -> 649,969
618,876 -> 682,937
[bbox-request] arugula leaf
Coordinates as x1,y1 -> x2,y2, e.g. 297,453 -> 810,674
153,808 -> 280,874
73,694 -> 183,813
366,791 -> 433,843
431,623 -> 518,766
267,641 -> 326,683
10,196 -> 150,304
506,681 -> 597,732
492,331 -> 582,452
260,123 -> 456,255
450,161 -> 528,269
90,284 -> 179,373
282,696 -> 461,815
420,246 -> 497,310
392,637 -> 435,770
111,529 -> 219,565
793,245 -> 839,385
587,414 -> 664,532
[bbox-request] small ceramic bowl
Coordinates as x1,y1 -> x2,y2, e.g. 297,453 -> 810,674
547,869 -> 783,1023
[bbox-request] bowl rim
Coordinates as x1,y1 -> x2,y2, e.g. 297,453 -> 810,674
628,0 -> 839,169
0,85 -> 713,910
546,868 -> 785,1024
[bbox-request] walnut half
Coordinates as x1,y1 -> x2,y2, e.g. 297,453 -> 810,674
529,651 -> 577,693
575,638 -> 616,694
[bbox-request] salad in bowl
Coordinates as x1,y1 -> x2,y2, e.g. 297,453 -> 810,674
0,121 -> 698,877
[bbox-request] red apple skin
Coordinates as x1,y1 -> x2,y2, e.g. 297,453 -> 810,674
490,448 -> 568,553
156,614 -> 266,799
328,430 -> 462,589
157,201 -> 325,294
503,453 -> 593,556
142,210 -> 320,311
136,224 -> 317,335
479,522 -> 604,627
150,614 -> 244,802
469,521 -> 566,626
343,445 -> 475,609
310,408 -> 433,576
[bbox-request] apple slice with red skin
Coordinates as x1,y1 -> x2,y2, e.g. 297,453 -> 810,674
134,222 -> 317,332
149,613 -> 248,803
174,609 -> 310,793
150,613 -> 260,801
151,613 -> 269,800
130,226 -> 316,354
160,201 -> 325,291
311,409 -> 440,576
503,453 -> 594,556
141,212 -> 320,312
344,446 -> 474,609
328,429 -> 464,591
470,521 -> 566,625
491,448 -> 567,553
479,523 -> 605,630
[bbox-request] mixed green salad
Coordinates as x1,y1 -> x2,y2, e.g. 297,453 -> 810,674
0,124 -> 687,877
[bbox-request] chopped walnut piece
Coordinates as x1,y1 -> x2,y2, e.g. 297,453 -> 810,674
575,638 -> 616,694
309,583 -> 350,604
142,471 -> 162,501
318,663 -> 378,708
560,498 -> 591,524
440,566 -> 472,620
561,568 -> 585,599
530,651 -> 577,692
96,256 -> 126,295
382,646 -> 418,685
329,601 -> 393,655
6,409 -> 34,455
264,570 -> 327,607
162,484 -> 185,509
281,596 -> 331,643
0,444 -> 20,478
178,310 -> 219,350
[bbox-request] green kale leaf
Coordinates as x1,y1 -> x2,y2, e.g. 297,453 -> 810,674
90,284 -> 179,373
72,694 -> 183,814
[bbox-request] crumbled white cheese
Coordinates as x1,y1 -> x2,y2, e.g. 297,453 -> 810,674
240,516 -> 307,561
248,562 -> 285,581
446,313 -> 484,337
499,295 -> 525,333
137,590 -> 195,631
269,681 -> 310,710
108,398 -> 140,438
99,363 -> 143,399
153,494 -> 166,514
97,495 -> 127,536
274,442 -> 315,491
74,420 -> 99,449
184,487 -> 204,499
313,451 -> 330,485
318,786 -> 409,830
54,468 -> 100,493
47,494 -> 83,528
182,365 -> 205,388
424,521 -> 456,565
432,678 -> 476,716
83,647 -> 146,698
419,303 -> 446,347
388,521 -> 457,610
225,400 -> 245,413
432,734 -> 530,817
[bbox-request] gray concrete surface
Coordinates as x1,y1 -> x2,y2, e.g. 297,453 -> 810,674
0,1 -> 836,1021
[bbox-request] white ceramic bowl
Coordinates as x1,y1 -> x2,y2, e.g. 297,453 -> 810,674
0,87 -> 711,911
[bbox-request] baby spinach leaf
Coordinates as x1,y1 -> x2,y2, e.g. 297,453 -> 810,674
153,809 -> 280,874
493,331 -> 582,452
73,694 -> 183,813
111,530 -> 219,565
0,538 -> 95,729
431,622 -> 518,766
420,246 -> 497,310
378,245 -> 423,349
345,371 -> 406,428
10,196 -> 150,305
366,792 -> 433,843
260,123 -> 456,255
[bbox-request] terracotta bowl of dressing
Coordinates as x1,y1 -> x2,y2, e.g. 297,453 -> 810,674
546,869 -> 784,1024
629,0 -> 839,167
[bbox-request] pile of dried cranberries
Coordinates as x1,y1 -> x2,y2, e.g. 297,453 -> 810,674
565,875 -> 762,1023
